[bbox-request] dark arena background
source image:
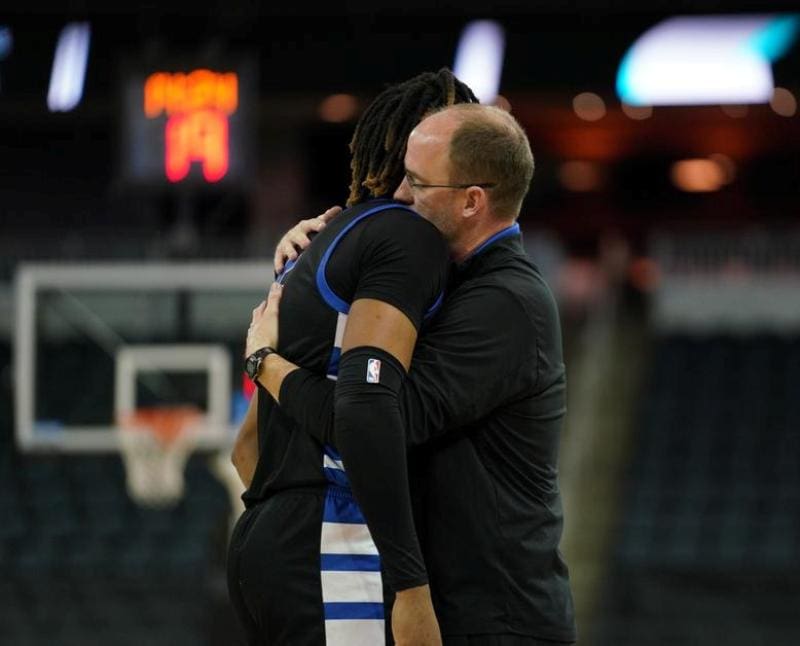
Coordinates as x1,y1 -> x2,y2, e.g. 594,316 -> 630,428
1,1 -> 799,644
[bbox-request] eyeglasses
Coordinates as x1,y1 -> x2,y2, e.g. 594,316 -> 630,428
406,175 -> 496,191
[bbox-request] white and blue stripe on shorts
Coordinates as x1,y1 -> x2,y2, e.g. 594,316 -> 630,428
320,446 -> 386,645
320,312 -> 385,644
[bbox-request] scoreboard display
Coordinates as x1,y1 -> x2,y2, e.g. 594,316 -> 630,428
121,62 -> 255,187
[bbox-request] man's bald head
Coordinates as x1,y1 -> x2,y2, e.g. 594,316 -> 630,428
424,104 -> 535,220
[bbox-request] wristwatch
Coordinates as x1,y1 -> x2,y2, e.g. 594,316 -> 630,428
245,347 -> 277,383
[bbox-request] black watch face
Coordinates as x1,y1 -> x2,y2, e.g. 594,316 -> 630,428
246,355 -> 257,379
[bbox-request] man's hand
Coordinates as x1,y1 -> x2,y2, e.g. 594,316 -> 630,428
246,282 -> 283,358
273,205 -> 342,273
391,584 -> 442,646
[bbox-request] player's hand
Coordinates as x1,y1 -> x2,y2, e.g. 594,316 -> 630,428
246,282 -> 283,357
391,584 -> 442,646
273,206 -> 342,273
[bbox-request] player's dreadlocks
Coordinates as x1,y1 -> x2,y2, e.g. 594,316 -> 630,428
347,68 -> 479,206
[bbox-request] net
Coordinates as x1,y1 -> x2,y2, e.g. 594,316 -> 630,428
118,406 -> 203,507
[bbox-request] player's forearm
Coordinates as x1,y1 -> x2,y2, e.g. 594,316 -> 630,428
231,440 -> 257,488
231,392 -> 259,488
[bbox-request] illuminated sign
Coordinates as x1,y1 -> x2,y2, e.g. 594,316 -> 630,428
617,14 -> 799,106
48,22 -> 91,112
143,69 -> 238,183
453,20 -> 505,105
144,70 -> 238,117
122,61 -> 253,187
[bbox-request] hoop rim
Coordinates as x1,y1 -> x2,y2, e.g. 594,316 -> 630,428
118,405 -> 204,446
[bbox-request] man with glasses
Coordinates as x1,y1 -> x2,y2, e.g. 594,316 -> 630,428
248,103 -> 577,645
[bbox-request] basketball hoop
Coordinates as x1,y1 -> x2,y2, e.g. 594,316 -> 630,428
118,406 -> 203,507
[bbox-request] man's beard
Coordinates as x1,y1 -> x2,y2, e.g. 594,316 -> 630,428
421,208 -> 456,243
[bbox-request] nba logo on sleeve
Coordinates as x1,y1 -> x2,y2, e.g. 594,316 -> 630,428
366,358 -> 381,383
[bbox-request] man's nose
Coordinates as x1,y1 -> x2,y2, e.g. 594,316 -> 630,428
393,177 -> 413,204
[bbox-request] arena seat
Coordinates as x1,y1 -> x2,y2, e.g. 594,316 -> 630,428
597,334 -> 800,645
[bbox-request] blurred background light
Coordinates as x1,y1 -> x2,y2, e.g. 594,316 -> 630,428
573,92 -> 606,121
559,160 -> 605,192
720,104 -> 749,118
708,153 -> 737,184
620,102 -> 652,120
748,14 -> 800,61
0,25 -> 10,93
628,256 -> 661,292
0,26 -> 12,59
670,158 -> 727,192
47,22 -> 91,112
453,20 -> 505,104
318,93 -> 359,123
770,86 -> 798,116
617,14 -> 799,106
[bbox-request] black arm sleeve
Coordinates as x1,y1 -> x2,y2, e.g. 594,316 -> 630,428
334,346 -> 428,591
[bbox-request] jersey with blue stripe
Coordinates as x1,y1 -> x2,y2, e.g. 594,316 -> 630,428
243,199 -> 448,645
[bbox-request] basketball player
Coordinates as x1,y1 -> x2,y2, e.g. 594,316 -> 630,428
228,70 -> 479,646
247,104 -> 577,645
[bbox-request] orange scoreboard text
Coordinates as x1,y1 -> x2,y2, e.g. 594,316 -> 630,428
143,69 -> 239,183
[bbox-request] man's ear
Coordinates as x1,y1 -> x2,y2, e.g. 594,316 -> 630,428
461,186 -> 487,220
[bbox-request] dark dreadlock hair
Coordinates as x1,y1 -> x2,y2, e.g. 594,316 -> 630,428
346,68 -> 479,206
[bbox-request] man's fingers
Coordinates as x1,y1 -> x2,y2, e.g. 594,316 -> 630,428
251,300 -> 266,323
274,248 -> 285,273
319,205 -> 342,223
297,219 -> 321,234
274,243 -> 290,272
267,282 -> 283,311
274,242 -> 298,272
274,222 -> 312,272
305,218 -> 327,233
287,230 -> 312,248
274,208 -> 342,275
303,207 -> 340,233
277,241 -> 298,261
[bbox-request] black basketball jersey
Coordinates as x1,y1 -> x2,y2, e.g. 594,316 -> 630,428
243,199 -> 449,504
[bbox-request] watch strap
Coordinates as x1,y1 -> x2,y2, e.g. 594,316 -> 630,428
245,346 -> 277,382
